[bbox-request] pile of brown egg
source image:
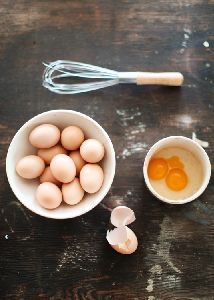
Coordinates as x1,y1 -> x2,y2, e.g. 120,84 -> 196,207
16,124 -> 105,209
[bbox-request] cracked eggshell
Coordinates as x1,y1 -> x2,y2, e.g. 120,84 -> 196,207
111,206 -> 136,227
106,226 -> 138,254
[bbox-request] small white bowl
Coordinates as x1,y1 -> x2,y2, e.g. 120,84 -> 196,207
143,136 -> 211,204
6,110 -> 116,219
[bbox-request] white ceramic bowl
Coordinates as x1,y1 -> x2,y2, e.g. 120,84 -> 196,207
143,136 -> 211,204
6,110 -> 116,219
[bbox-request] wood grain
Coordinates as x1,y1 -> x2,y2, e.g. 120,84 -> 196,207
0,0 -> 213,299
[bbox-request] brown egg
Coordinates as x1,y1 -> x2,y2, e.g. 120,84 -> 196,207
29,124 -> 60,148
40,166 -> 61,186
38,144 -> 67,164
80,139 -> 105,163
50,154 -> 76,183
62,178 -> 85,205
61,126 -> 84,150
69,150 -> 86,175
80,164 -> 104,193
36,182 -> 62,209
16,155 -> 45,179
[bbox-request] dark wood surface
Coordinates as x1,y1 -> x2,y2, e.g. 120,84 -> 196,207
0,1 -> 213,299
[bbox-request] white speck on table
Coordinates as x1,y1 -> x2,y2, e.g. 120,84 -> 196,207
184,27 -> 192,35
175,114 -> 194,128
146,279 -> 154,292
203,41 -> 209,48
149,265 -> 162,276
180,27 -> 192,53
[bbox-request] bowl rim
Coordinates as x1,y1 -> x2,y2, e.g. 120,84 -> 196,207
143,136 -> 211,204
6,109 -> 116,219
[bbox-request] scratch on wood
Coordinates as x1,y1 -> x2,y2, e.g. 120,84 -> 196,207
72,275 -> 110,299
0,124 -> 7,129
1,208 -> 15,232
99,202 -> 112,212
56,245 -> 72,272
149,264 -> 162,276
165,274 -> 181,288
145,265 -> 162,296
56,240 -> 100,273
116,107 -> 148,159
101,196 -> 126,210
121,142 -> 148,159
0,138 -> 11,145
156,216 -> 182,274
161,114 -> 196,129
146,279 -> 153,292
8,201 -> 31,225
193,201 -> 212,214
175,114 -> 194,128
184,200 -> 213,225
1,202 -> 32,239
116,108 -> 142,126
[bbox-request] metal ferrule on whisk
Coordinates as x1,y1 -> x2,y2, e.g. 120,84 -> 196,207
118,72 -> 139,83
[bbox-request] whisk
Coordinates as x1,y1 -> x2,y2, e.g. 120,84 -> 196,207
43,60 -> 184,94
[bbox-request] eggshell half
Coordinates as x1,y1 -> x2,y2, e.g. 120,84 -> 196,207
106,226 -> 128,245
80,164 -> 104,193
16,155 -> 45,179
106,226 -> 138,255
62,178 -> 85,205
29,124 -> 60,148
111,206 -> 136,227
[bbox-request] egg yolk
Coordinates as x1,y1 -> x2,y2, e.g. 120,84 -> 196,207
167,156 -> 184,169
165,168 -> 188,191
148,158 -> 168,180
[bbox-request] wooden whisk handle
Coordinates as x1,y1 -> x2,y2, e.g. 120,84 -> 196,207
136,72 -> 184,86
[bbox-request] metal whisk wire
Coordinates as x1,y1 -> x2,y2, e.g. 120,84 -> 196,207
43,60 -> 119,94
42,60 -> 184,94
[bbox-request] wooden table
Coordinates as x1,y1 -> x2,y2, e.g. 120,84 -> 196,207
0,1 -> 213,299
